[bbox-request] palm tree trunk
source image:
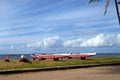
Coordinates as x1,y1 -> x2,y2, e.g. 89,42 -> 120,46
115,0 -> 120,26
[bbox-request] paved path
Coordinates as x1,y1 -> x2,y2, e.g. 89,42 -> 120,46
0,65 -> 120,80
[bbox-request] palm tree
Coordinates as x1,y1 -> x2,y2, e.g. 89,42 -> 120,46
89,0 -> 120,26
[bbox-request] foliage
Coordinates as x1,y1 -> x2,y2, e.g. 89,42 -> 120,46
89,0 -> 120,25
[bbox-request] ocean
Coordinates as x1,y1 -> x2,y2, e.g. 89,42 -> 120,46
0,53 -> 120,59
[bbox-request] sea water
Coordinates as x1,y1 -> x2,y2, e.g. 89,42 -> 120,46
0,53 -> 120,59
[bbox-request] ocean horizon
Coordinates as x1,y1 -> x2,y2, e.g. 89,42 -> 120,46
0,53 -> 120,59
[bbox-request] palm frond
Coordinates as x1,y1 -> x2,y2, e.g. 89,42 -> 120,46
104,0 -> 110,15
118,1 -> 120,4
88,0 -> 102,4
115,0 -> 120,25
89,0 -> 120,26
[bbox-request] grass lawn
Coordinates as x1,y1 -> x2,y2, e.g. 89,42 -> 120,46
0,56 -> 120,70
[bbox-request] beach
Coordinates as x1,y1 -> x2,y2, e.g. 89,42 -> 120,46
0,65 -> 120,80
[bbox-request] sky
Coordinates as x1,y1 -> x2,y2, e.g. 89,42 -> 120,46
0,0 -> 120,54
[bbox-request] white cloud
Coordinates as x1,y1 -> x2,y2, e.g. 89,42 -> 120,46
117,34 -> 120,44
66,34 -> 120,47
80,34 -> 105,47
45,7 -> 103,21
63,39 -> 82,47
26,33 -> 120,49
27,36 -> 62,48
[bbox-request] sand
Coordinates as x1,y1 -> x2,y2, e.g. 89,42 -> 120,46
0,65 -> 120,80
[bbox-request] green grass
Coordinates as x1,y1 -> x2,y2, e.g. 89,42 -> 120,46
0,56 -> 120,70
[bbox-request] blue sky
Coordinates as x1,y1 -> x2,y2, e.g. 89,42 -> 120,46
0,0 -> 120,54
